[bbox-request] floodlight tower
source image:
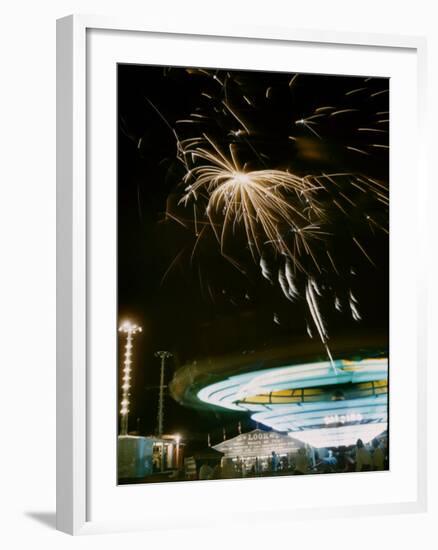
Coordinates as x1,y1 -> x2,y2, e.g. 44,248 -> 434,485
154,351 -> 173,437
118,321 -> 142,436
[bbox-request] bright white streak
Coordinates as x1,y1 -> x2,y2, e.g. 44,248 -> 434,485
278,267 -> 293,302
285,259 -> 299,299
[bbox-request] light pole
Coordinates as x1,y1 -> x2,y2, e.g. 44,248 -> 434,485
175,433 -> 181,470
118,321 -> 142,436
154,351 -> 173,438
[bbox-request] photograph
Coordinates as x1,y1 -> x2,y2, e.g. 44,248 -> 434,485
116,64 -> 389,484
0,0 -> 431,543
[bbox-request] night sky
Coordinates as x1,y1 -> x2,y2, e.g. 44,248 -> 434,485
117,64 -> 389,447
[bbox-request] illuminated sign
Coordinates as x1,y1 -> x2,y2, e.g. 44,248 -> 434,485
213,429 -> 303,458
324,413 -> 363,425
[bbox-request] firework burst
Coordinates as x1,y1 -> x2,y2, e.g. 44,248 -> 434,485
179,136 -> 325,269
138,67 -> 389,366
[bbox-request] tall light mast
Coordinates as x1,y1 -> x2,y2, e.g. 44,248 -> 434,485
118,321 -> 142,436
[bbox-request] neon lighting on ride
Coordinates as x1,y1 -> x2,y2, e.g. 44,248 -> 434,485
197,357 -> 388,447
251,395 -> 387,432
197,358 -> 387,410
287,424 -> 386,448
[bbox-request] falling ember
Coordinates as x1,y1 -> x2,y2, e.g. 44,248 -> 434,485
288,73 -> 299,88
193,204 -> 199,236
346,146 -> 370,155
353,237 -> 377,266
304,278 -> 337,371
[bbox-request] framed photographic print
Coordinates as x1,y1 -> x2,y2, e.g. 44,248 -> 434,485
57,15 -> 427,535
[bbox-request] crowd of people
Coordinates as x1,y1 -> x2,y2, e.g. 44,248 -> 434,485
314,438 -> 388,474
191,438 -> 388,480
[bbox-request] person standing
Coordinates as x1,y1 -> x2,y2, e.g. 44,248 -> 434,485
220,457 -> 235,479
199,461 -> 214,480
271,451 -> 279,473
371,438 -> 385,470
294,447 -> 309,475
355,439 -> 372,472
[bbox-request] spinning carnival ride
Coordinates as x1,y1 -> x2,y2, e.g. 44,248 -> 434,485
170,342 -> 388,449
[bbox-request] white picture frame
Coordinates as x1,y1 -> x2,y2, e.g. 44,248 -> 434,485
56,14 -> 428,535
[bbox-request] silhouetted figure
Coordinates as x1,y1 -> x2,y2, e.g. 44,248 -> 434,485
355,439 -> 372,472
295,447 -> 309,474
371,438 -> 385,470
270,451 -> 279,473
199,461 -> 214,480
